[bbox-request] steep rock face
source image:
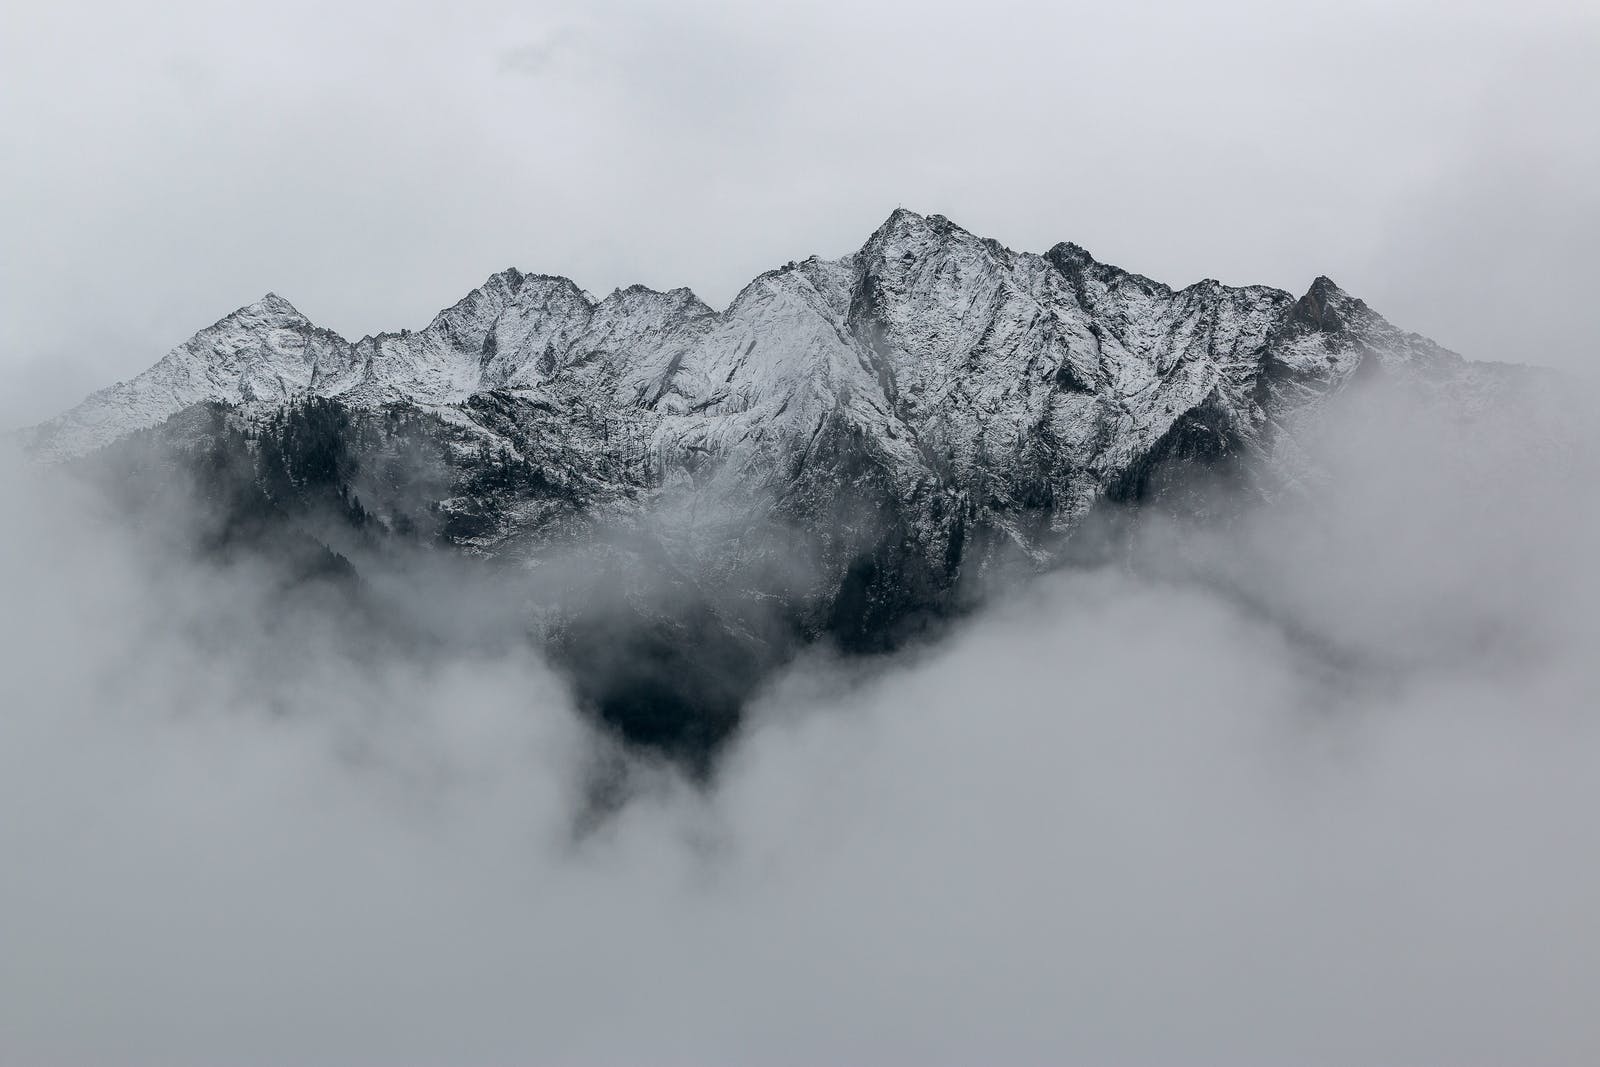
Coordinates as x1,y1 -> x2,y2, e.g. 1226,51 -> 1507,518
25,210 -> 1531,761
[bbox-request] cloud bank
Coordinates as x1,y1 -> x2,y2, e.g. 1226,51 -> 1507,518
1,376 -> 1598,1066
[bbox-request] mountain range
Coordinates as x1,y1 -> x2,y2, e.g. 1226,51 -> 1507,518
21,209 -> 1537,766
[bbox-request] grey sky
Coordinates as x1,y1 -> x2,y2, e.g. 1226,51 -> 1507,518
3,0 -> 1597,429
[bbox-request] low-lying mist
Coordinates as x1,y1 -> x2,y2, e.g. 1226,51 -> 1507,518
2,374 -> 1598,1066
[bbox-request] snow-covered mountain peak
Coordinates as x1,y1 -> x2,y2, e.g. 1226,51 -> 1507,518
1045,240 -> 1097,268
598,283 -> 712,318
870,205 -> 928,237
221,291 -> 313,329
862,207 -> 999,264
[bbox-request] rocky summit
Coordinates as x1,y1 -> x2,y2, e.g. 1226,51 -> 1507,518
23,210 -> 1535,766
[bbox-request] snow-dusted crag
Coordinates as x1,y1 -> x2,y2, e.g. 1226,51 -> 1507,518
25,210 -> 1536,758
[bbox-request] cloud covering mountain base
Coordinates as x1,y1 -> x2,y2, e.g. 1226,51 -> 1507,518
2,377 -> 1598,1066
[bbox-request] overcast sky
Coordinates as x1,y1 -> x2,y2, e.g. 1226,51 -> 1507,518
3,0 -> 1597,428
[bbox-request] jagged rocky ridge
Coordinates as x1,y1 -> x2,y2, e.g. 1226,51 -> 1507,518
25,210 -> 1533,766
